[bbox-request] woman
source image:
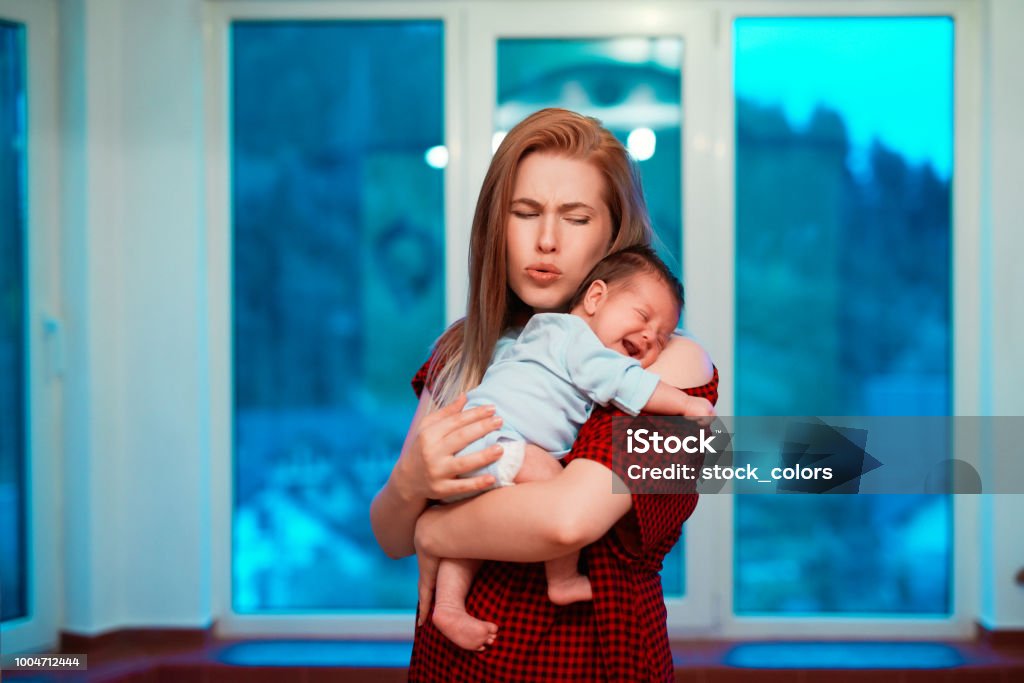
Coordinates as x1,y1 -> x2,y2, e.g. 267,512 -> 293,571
370,108 -> 718,681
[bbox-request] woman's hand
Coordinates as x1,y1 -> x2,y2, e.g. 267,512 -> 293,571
394,393 -> 506,502
371,389 -> 505,559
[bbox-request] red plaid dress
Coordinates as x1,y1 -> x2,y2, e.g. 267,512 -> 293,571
408,357 -> 719,682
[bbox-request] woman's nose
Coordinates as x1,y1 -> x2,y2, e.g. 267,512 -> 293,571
537,214 -> 558,252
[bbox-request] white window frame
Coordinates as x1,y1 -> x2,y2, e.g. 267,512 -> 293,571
204,0 -> 468,640
205,0 -> 982,640
0,0 -> 62,655
711,0 -> 982,641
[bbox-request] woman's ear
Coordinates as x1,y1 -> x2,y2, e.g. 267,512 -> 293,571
582,280 -> 608,316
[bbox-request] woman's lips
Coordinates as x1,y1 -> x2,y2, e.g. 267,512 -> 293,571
525,264 -> 561,283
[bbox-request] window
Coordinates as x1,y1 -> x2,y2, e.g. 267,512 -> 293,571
733,17 -> 953,615
0,19 -> 27,624
212,2 -> 976,637
231,20 -> 445,612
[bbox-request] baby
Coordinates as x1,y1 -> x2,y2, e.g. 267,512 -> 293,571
431,245 -> 713,651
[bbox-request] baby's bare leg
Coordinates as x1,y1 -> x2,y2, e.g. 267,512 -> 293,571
513,446 -> 594,605
545,553 -> 594,605
513,444 -> 565,483
432,558 -> 498,651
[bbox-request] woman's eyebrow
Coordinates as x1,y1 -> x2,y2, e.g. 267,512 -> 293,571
558,201 -> 595,212
509,198 -> 595,213
510,197 -> 542,208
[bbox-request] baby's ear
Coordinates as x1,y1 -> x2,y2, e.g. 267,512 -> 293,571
582,279 -> 609,315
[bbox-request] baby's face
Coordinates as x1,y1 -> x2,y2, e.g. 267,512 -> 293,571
582,273 -> 680,368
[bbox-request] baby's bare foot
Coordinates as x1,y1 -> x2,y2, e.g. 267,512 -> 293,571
547,574 -> 593,605
432,603 -> 499,651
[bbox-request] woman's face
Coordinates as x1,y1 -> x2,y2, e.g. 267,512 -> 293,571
506,152 -> 614,313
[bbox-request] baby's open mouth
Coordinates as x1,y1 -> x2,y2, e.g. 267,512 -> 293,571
623,339 -> 640,357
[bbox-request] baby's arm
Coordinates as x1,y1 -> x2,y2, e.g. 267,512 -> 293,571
563,320 -> 713,418
644,380 -> 715,417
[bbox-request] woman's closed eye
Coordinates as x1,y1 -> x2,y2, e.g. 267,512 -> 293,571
565,216 -> 590,225
511,210 -> 539,219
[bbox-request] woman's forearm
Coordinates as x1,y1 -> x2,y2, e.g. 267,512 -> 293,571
415,459 -> 632,562
370,472 -> 427,559
370,390 -> 434,559
416,482 -> 569,562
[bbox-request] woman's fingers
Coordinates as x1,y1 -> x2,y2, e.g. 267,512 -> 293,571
414,397 -> 503,499
438,474 -> 498,500
434,444 -> 504,498
422,403 -> 496,446
447,444 -> 503,478
418,393 -> 468,430
440,413 -> 504,456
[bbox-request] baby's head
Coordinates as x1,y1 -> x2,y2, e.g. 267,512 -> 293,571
568,245 -> 684,368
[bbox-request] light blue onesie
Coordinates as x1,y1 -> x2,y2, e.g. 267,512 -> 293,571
453,312 -> 661,496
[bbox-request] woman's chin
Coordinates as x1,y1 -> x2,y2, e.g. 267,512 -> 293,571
521,294 -> 569,314
511,283 -> 566,312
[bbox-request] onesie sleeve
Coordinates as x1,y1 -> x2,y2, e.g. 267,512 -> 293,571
560,317 -> 660,416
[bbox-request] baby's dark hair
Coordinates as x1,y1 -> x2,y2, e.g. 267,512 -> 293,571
568,244 -> 684,313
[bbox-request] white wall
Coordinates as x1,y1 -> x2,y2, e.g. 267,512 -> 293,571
51,0 -> 1023,637
59,0 -> 211,633
978,0 -> 1024,631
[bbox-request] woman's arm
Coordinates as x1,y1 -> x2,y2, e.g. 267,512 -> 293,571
415,455 -> 632,562
370,389 -> 506,559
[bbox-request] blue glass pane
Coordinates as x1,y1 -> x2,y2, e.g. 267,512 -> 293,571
0,20 -> 27,624
497,38 -> 684,274
661,527 -> 684,597
231,21 -> 444,612
733,17 -> 952,615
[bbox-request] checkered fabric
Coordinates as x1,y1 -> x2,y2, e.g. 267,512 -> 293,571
408,356 -> 719,682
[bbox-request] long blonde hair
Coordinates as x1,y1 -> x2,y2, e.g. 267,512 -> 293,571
429,108 -> 653,407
